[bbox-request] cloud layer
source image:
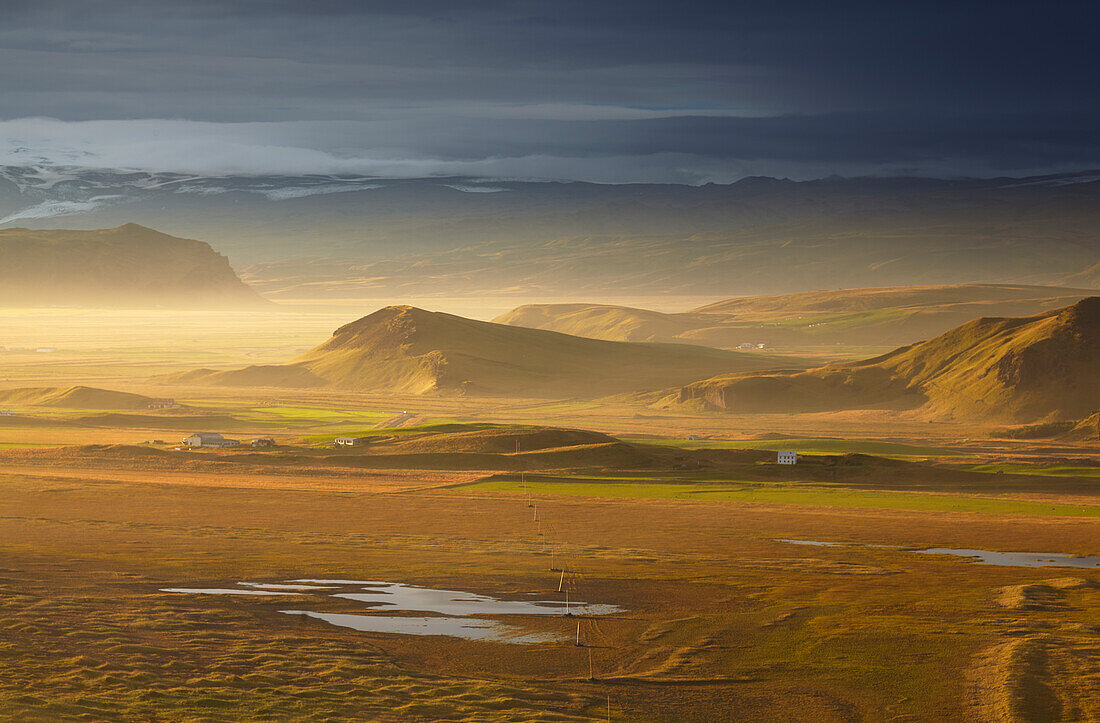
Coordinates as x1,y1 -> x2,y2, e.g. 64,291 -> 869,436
1,1 -> 1097,182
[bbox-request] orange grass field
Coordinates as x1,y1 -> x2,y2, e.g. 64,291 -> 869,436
0,311 -> 1097,721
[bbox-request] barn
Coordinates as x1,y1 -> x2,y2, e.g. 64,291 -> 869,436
184,432 -> 240,448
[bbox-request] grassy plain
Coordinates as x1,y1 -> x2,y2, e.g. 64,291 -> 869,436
0,307 -> 1098,721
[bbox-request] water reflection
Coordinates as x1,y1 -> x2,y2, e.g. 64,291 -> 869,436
280,610 -> 561,643
915,548 -> 1100,568
332,582 -> 620,616
775,539 -> 1100,568
159,587 -> 305,596
163,578 -> 621,644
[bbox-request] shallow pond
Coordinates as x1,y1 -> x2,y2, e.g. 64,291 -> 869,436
331,581 -> 619,617
162,579 -> 620,644
915,548 -> 1100,568
775,539 -> 1100,568
159,587 -> 305,596
280,611 -> 561,643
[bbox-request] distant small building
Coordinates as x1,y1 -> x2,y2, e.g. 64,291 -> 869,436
251,438 -> 275,448
777,450 -> 798,465
148,398 -> 180,410
335,436 -> 368,447
35,347 -> 58,353
737,342 -> 756,350
184,432 -> 240,448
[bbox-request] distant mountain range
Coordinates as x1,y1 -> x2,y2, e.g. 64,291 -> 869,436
495,284 -> 1100,349
2,166 -> 1099,298
672,297 -> 1100,423
160,305 -> 800,397
0,224 -> 267,308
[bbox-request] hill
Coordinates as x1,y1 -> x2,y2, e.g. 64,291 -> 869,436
4,167 -> 1098,297
1062,413 -> 1100,441
159,305 -> 800,397
672,297 -> 1100,422
0,386 -> 157,410
0,224 -> 267,307
495,284 -> 1099,349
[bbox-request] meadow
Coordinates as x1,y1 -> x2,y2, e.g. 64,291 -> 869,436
0,306 -> 1097,721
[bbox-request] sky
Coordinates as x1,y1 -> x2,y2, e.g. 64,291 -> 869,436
1,0 -> 1098,183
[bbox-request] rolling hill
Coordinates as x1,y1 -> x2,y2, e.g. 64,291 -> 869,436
160,305 -> 800,397
495,284 -> 1100,349
0,386 -> 157,410
671,297 -> 1100,422
0,224 -> 267,307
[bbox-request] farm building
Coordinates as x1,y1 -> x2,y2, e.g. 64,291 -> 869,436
148,398 -> 180,410
335,436 -> 369,447
777,450 -> 798,465
250,438 -> 275,448
184,432 -> 240,448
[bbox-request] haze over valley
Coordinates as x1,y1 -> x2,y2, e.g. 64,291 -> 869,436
2,2 -> 1099,721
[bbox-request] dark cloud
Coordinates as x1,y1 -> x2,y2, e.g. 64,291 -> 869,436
0,1 -> 1096,180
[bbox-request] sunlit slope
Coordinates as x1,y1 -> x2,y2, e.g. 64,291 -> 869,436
674,297 -> 1100,422
162,305 -> 798,397
1064,412 -> 1100,441
0,224 -> 267,307
496,284 -> 1099,348
0,386 -> 155,409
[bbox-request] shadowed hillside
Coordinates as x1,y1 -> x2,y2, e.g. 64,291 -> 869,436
0,224 -> 267,307
496,284 -> 1099,349
673,297 -> 1100,422
160,305 -> 801,397
0,386 -> 156,410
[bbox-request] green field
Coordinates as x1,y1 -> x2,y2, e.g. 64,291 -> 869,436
968,463 -> 1100,478
624,436 -> 962,458
457,478 -> 1100,517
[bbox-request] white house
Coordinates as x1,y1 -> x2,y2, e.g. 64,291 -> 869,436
335,436 -> 368,447
777,450 -> 798,465
250,438 -> 276,448
184,432 -> 240,448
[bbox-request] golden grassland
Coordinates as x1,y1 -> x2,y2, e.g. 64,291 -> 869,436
0,308 -> 1098,720
2,456 -> 1099,721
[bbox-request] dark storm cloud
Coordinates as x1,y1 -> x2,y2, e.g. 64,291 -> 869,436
0,0 -> 1096,181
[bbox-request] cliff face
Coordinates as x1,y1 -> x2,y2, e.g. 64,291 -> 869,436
0,224 -> 267,307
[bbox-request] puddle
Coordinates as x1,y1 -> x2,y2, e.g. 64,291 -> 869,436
291,579 -> 391,585
775,539 -> 1100,568
332,582 -> 620,616
280,611 -> 560,643
915,549 -> 1100,568
163,579 -> 621,644
159,588 -> 306,596
238,582 -> 336,590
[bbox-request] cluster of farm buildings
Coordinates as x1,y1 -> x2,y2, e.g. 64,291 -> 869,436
182,433 -> 273,448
